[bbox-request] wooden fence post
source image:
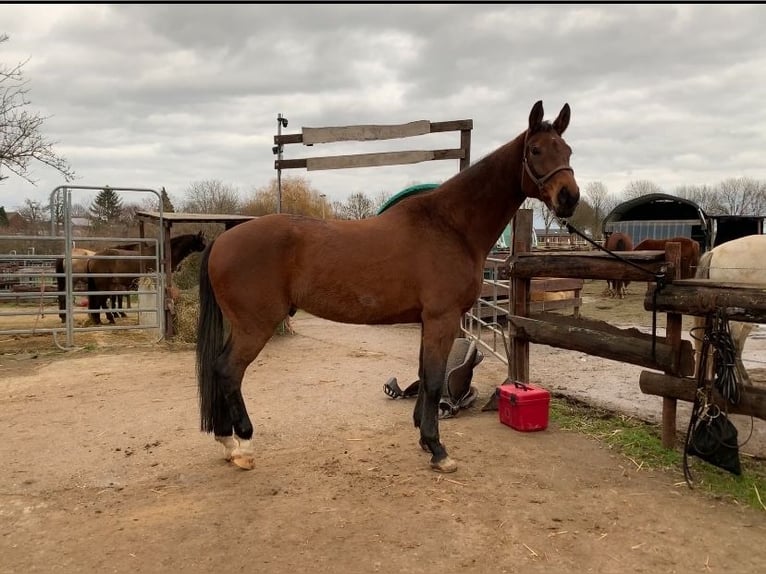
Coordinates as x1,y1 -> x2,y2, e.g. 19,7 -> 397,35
661,242 -> 682,448
511,209 -> 533,382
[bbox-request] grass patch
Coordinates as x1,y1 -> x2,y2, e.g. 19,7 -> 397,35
551,394 -> 766,511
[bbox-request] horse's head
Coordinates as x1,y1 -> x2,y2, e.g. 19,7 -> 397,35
191,230 -> 207,253
521,100 -> 580,219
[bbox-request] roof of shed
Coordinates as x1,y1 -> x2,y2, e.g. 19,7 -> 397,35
603,193 -> 707,225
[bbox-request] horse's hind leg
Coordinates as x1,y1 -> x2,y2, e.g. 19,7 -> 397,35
732,322 -> 753,386
214,327 -> 273,470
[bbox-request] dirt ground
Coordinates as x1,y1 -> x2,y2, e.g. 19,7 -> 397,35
2,311 -> 766,574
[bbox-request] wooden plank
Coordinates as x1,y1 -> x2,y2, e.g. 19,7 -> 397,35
277,148 -> 465,171
510,253 -> 673,281
529,297 -> 582,312
274,119 -> 474,146
302,120 -> 431,144
274,133 -> 304,145
639,371 -> 766,421
645,283 -> 766,322
303,149 -> 465,171
430,119 -> 473,133
530,277 -> 584,292
507,315 -> 695,376
307,150 -> 434,171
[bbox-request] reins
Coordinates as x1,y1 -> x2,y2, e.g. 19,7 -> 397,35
557,219 -> 667,359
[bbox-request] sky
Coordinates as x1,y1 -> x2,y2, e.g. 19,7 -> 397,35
1,3 -> 766,213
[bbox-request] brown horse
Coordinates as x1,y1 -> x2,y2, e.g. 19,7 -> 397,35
86,232 -> 207,325
633,236 -> 701,279
603,232 -> 634,298
196,100 -> 580,473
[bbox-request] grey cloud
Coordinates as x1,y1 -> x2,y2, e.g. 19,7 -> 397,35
1,4 -> 765,210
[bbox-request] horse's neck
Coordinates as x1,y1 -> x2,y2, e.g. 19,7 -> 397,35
431,134 -> 527,256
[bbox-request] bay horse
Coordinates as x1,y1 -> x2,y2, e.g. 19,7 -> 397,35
634,236 -> 700,279
693,234 -> 766,386
86,232 -> 206,325
55,246 -> 132,321
196,100 -> 580,473
603,232 -> 634,298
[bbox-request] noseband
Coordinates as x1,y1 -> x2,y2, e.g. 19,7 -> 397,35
522,130 -> 574,190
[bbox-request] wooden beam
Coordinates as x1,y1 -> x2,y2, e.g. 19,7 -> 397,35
429,119 -> 473,132
273,133 -> 304,145
509,252 -> 673,281
639,371 -> 766,421
506,314 -> 695,376
645,282 -> 766,322
302,120 -> 431,144
275,148 -> 464,171
273,119 -> 473,146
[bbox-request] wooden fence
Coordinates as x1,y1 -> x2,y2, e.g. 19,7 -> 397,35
496,210 -> 766,448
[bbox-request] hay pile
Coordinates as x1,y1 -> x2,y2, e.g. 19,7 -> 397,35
172,288 -> 295,343
173,287 -> 201,343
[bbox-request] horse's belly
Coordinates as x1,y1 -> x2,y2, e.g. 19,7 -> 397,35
299,292 -> 421,325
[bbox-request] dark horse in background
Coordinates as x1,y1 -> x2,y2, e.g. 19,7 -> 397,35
196,101 -> 580,473
56,232 -> 206,325
603,231 -> 634,298
633,236 -> 701,279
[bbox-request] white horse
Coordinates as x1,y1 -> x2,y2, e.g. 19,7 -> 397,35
693,234 -> 766,385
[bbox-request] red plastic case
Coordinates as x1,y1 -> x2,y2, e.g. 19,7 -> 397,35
497,381 -> 550,432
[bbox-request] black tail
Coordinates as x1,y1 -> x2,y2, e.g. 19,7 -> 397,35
56,257 -> 66,322
197,239 -> 225,433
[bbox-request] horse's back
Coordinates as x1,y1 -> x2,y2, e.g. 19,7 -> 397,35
707,234 -> 766,284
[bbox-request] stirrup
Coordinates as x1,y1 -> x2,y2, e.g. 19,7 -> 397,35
439,385 -> 479,419
383,377 -> 404,399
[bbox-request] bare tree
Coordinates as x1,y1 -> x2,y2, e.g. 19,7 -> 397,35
338,192 -> 375,220
620,180 -> 663,201
70,202 -> 88,218
372,190 -> 392,214
583,181 -> 618,238
711,177 -> 766,216
1,34 -> 74,184
183,179 -> 241,214
16,197 -> 46,234
672,184 -> 719,214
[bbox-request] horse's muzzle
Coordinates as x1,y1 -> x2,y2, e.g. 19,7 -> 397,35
555,187 -> 579,218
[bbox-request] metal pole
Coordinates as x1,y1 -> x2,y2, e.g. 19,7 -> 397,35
276,113 -> 284,214
63,187 -> 74,347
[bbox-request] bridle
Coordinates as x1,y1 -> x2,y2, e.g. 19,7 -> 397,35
521,129 -> 574,191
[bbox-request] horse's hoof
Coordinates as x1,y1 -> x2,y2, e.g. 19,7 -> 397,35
231,454 -> 255,470
430,456 -> 458,473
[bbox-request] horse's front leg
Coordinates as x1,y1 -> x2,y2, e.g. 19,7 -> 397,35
418,314 -> 459,473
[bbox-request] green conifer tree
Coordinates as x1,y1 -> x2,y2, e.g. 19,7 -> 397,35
89,187 -> 123,224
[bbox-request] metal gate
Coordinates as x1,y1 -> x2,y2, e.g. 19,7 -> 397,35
0,185 -> 166,349
460,254 -> 512,365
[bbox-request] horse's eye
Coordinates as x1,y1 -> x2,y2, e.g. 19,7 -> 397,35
530,146 -> 541,156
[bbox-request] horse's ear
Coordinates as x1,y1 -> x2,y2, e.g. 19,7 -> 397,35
528,100 -> 544,133
552,103 -> 571,135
